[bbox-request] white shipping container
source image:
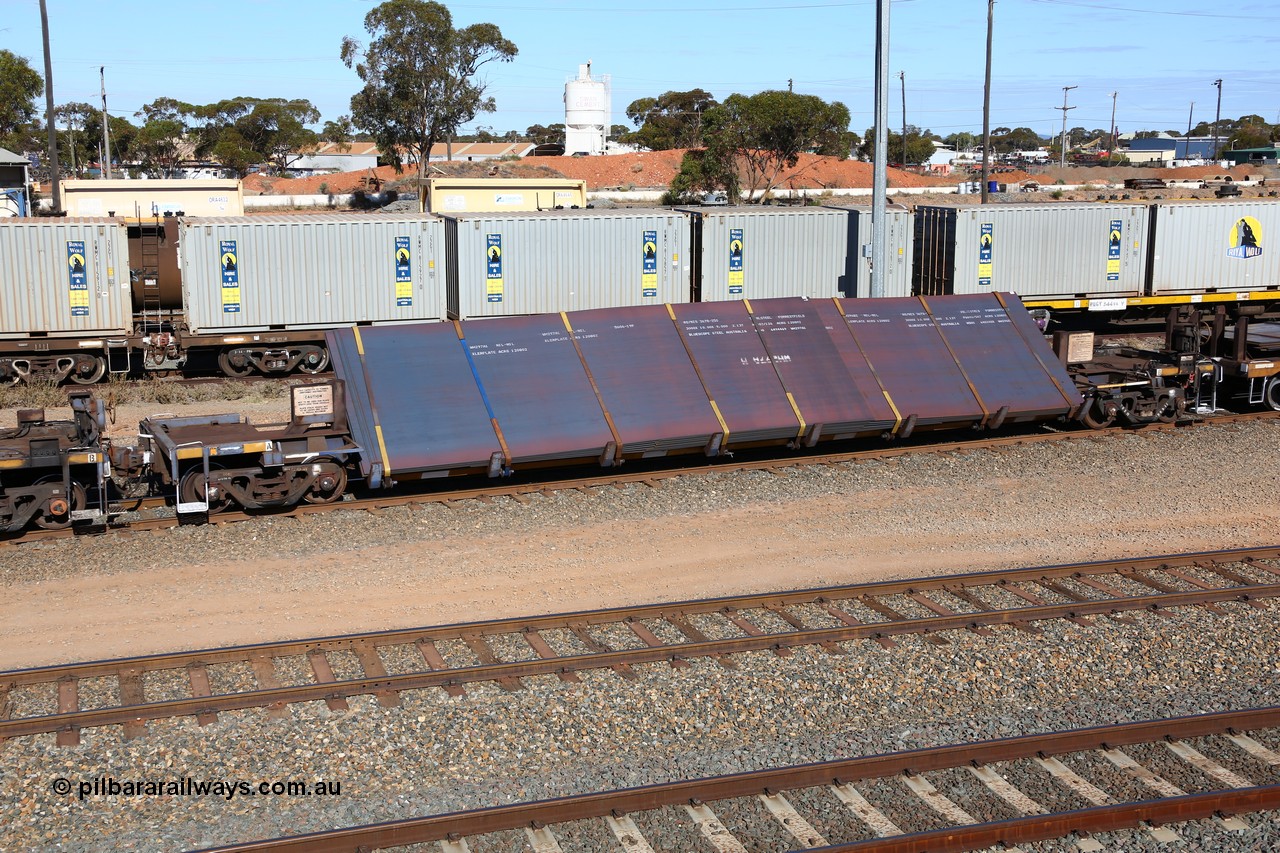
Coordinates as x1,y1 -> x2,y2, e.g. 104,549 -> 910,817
179,214 -> 445,333
0,218 -> 131,338
822,205 -> 914,299
443,209 -> 693,319
686,206 -> 854,302
914,203 -> 1150,299
1149,200 -> 1280,294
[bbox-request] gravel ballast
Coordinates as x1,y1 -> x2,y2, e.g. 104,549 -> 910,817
2,419 -> 1280,850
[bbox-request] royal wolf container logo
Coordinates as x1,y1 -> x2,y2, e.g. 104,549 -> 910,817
1228,216 -> 1263,260
728,228 -> 744,295
642,230 -> 658,297
1107,220 -> 1122,281
66,241 -> 89,317
220,240 -> 240,313
978,223 -> 993,286
394,237 -> 413,307
486,234 -> 504,303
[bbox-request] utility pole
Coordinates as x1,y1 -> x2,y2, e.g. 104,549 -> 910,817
1109,91 -> 1117,161
100,67 -> 112,179
870,0 -> 890,299
39,0 -> 60,213
899,70 -> 907,169
788,78 -> 793,93
1057,85 -> 1077,168
981,0 -> 993,205
1212,79 -> 1223,161
1183,102 -> 1194,161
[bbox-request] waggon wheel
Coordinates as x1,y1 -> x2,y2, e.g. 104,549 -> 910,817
1156,395 -> 1179,423
1264,376 -> 1280,412
217,350 -> 256,379
31,477 -> 87,530
1080,398 -> 1115,430
68,355 -> 106,385
303,462 -> 347,505
296,347 -> 330,375
179,465 -> 232,514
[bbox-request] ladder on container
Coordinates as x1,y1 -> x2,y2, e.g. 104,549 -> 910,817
135,203 -> 164,329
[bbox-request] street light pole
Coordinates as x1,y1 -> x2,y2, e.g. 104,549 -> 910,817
1212,79 -> 1223,162
870,0 -> 890,298
39,0 -> 61,213
980,0 -> 993,204
1057,85 -> 1078,168
899,70 -> 907,169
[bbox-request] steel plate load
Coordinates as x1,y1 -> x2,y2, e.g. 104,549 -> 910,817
327,293 -> 1080,484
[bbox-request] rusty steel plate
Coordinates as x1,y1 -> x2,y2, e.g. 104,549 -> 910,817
565,306 -> 723,455
668,302 -> 803,444
461,314 -> 615,464
922,294 -> 1079,421
327,325 -> 500,479
836,296 -> 986,426
747,297 -> 898,440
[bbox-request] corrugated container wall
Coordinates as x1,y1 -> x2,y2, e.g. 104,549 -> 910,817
443,209 -> 693,319
1149,200 -> 1280,294
179,214 -> 444,333
684,207 -> 852,303
823,205 -> 914,298
913,204 -> 1150,299
0,218 -> 131,338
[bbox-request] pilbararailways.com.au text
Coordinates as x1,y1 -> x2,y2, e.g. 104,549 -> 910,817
52,776 -> 342,801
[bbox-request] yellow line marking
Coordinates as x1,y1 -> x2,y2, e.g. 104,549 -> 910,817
374,425 -> 391,477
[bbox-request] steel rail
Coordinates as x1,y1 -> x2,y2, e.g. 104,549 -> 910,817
5,408 -> 1275,547
2,548 -> 1277,740
6,544 -> 1278,683
190,706 -> 1280,852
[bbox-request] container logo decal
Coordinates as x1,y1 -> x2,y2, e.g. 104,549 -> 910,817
978,223 -> 993,286
642,230 -> 658,298
728,228 -> 744,296
486,234 -> 504,303
1107,220 -> 1122,281
1228,216 -> 1263,260
220,240 -> 240,313
395,237 -> 413,307
66,241 -> 89,317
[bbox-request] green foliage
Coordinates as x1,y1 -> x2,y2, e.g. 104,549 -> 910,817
53,102 -> 96,175
135,96 -> 320,177
133,117 -> 186,176
669,148 -> 741,203
623,89 -> 718,150
690,90 -> 851,203
322,116 -> 355,152
525,124 -> 564,145
859,125 -> 935,165
341,0 -> 517,198
0,49 -> 43,151
1050,189 -> 1064,199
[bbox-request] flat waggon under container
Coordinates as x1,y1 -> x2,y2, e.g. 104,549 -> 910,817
327,293 -> 1079,485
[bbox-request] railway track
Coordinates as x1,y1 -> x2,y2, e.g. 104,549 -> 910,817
3,546 -> 1277,746
195,706 -> 1280,852
5,409 -> 1276,547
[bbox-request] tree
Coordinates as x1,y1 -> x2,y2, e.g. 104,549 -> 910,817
133,118 -> 187,177
0,49 -> 43,151
1228,120 -> 1274,151
180,97 -> 319,176
858,125 -> 935,165
668,147 -> 740,204
54,102 -> 96,176
623,89 -> 718,150
322,116 -> 355,152
685,90 -> 851,202
525,124 -> 564,146
341,0 -> 517,207
944,132 -> 977,152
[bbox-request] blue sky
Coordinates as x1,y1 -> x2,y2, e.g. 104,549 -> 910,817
6,0 -> 1278,142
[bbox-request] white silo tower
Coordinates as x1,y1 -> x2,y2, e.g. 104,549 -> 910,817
564,61 -> 610,156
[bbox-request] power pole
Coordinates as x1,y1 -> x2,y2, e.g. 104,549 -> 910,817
980,0 -> 993,205
1212,79 -> 1223,161
1183,102 -> 1194,160
1057,85 -> 1078,168
1109,91 -> 1117,161
100,67 -> 112,179
788,78 -> 793,93
39,0 -> 61,213
870,0 -> 890,299
899,70 -> 907,169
